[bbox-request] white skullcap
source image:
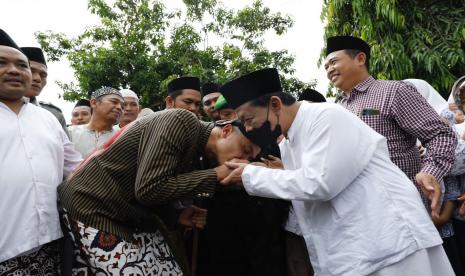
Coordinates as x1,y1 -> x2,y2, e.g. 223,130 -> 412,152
120,89 -> 139,102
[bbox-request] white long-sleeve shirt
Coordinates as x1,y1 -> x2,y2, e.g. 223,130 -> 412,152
242,102 -> 442,275
0,102 -> 82,262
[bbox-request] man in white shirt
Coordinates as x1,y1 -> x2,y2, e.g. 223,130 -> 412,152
0,29 -> 82,275
219,68 -> 454,275
69,87 -> 123,158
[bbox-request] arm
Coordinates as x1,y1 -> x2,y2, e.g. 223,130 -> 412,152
242,106 -> 378,201
393,82 -> 457,180
433,176 -> 461,226
62,131 -> 83,177
134,111 -> 217,206
433,201 -> 456,227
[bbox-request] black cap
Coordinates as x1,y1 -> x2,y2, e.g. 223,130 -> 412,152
201,82 -> 221,97
220,68 -> 282,109
298,88 -> 326,102
167,76 -> 201,95
74,99 -> 91,108
0,29 -> 20,50
326,35 -> 370,59
20,47 -> 47,66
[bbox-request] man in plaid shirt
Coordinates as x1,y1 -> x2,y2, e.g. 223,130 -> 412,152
324,35 -> 457,218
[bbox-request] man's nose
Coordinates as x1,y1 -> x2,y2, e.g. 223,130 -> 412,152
6,63 -> 21,75
189,105 -> 197,113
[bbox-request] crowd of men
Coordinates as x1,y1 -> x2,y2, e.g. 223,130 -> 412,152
1,27 -> 465,276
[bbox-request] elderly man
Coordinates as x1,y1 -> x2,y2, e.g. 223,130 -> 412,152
70,99 -> 91,126
324,36 -> 456,212
0,29 -> 82,275
165,76 -> 202,115
221,68 -> 454,275
119,89 -> 140,128
58,108 -> 260,275
20,46 -> 69,137
69,87 -> 123,158
201,82 -> 222,121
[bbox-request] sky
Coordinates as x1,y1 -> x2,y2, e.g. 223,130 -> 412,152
1,0 -> 329,123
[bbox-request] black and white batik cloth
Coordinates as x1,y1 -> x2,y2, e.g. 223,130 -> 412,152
62,213 -> 183,276
0,240 -> 61,276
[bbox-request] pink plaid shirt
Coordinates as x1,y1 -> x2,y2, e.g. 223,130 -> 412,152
337,76 -> 456,204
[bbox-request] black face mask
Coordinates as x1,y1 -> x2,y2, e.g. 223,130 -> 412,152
243,105 -> 282,149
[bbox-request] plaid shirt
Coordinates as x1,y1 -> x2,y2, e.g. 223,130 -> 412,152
337,76 -> 457,204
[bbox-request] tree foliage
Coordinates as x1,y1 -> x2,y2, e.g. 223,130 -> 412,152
36,0 -> 315,109
321,0 -> 465,98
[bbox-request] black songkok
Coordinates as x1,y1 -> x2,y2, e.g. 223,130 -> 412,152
167,76 -> 201,95
298,88 -> 326,102
20,47 -> 47,66
74,99 -> 91,108
220,68 -> 282,109
0,29 -> 20,50
201,82 -> 221,97
326,35 -> 370,59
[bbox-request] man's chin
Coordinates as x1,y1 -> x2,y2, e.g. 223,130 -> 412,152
25,89 -> 41,98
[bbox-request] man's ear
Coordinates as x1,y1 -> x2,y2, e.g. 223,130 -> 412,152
270,96 -> 282,113
220,124 -> 234,139
90,98 -> 98,109
356,52 -> 367,67
165,96 -> 174,108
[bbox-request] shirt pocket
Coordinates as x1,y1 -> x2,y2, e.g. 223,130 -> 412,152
360,114 -> 388,132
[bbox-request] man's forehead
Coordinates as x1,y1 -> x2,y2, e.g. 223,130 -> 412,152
0,46 -> 28,61
236,103 -> 259,118
180,89 -> 201,99
325,50 -> 346,63
29,60 -> 47,71
124,96 -> 138,103
203,92 -> 221,102
73,106 -> 91,113
102,94 -> 124,102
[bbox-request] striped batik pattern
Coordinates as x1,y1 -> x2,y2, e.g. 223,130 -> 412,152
58,109 -> 216,239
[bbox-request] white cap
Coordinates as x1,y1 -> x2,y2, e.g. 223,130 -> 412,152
120,89 -> 139,102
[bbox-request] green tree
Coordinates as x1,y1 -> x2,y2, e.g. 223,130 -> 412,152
36,0 -> 315,109
320,0 -> 465,98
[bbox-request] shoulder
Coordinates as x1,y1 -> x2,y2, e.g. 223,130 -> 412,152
26,102 -> 56,119
152,109 -> 200,129
39,101 -> 63,113
69,124 -> 88,137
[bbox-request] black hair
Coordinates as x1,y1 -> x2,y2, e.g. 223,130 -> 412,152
168,89 -> 184,100
345,49 -> 370,71
249,92 -> 296,107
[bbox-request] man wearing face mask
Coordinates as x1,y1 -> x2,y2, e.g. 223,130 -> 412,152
220,68 -> 454,276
